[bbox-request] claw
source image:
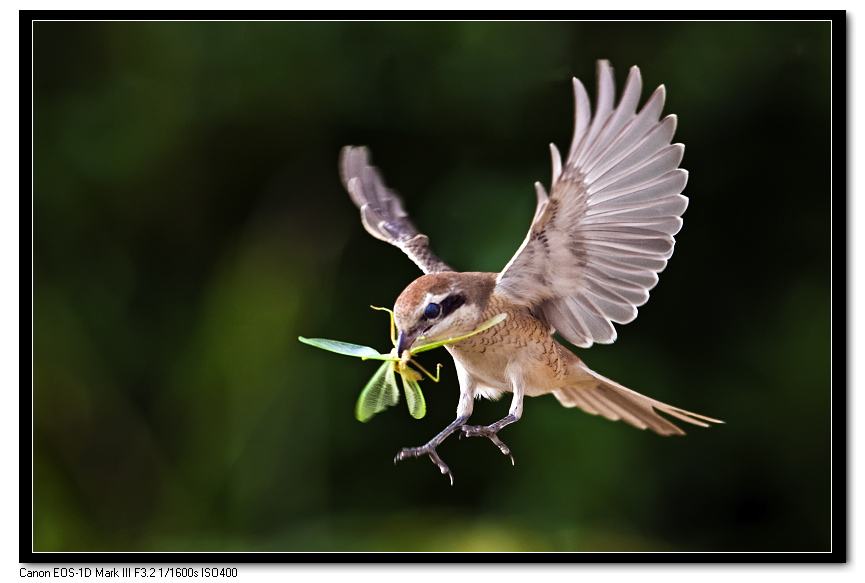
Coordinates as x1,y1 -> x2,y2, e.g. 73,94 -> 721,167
460,424 -> 516,465
395,445 -> 454,485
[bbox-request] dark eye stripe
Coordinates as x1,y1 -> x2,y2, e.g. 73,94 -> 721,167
438,293 -> 465,319
421,293 -> 465,322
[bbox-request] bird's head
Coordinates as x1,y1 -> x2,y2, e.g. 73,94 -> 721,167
393,272 -> 495,355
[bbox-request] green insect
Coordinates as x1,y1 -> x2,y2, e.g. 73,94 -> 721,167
299,307 -> 506,422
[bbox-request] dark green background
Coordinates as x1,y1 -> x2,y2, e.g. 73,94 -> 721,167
33,21 -> 831,552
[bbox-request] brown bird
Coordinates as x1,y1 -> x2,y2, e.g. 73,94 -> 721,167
339,60 -> 722,484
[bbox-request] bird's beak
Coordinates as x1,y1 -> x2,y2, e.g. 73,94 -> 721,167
396,329 -> 420,356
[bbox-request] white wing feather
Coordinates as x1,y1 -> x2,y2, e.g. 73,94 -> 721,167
496,61 -> 687,348
340,146 -> 452,274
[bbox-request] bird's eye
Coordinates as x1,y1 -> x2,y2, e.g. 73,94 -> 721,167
424,302 -> 442,319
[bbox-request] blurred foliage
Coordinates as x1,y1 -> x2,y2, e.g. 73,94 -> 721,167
33,21 -> 831,552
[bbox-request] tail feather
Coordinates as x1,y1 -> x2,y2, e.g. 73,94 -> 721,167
553,360 -> 723,436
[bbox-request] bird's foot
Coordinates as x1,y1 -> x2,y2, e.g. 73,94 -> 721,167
394,444 -> 454,485
460,424 -> 515,465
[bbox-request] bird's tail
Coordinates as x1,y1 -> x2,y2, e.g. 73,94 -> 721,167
552,359 -> 723,436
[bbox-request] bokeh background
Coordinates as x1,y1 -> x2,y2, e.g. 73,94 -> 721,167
33,21 -> 831,552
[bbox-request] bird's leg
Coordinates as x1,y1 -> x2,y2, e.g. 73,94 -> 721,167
460,374 -> 524,465
394,415 -> 468,485
395,362 -> 477,485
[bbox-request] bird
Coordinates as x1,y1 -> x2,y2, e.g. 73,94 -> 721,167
338,60 -> 722,484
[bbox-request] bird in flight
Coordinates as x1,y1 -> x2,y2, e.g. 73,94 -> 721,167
339,60 -> 721,484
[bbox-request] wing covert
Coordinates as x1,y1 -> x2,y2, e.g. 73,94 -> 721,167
496,61 -> 688,348
339,146 -> 452,274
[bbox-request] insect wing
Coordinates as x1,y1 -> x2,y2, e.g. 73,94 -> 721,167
412,313 -> 508,354
400,370 -> 427,419
355,361 -> 399,422
298,337 -> 385,359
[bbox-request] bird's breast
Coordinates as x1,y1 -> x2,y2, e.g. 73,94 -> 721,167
447,296 -> 569,396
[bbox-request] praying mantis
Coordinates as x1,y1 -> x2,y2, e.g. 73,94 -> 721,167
299,307 -> 507,422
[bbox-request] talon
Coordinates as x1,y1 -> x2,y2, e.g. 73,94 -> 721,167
459,423 -> 515,465
394,443 -> 454,484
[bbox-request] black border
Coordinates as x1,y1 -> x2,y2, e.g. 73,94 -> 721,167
23,10 -> 846,564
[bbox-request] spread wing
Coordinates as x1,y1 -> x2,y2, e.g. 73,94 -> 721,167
495,61 -> 688,348
339,146 -> 452,274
